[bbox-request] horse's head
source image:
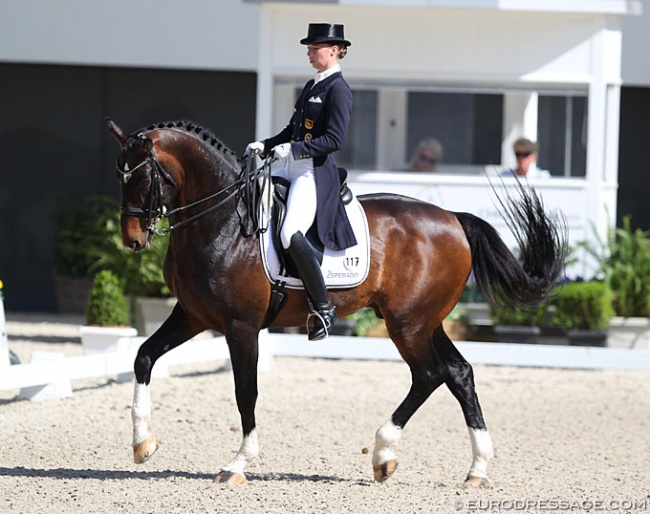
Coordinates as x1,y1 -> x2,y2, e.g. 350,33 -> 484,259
106,118 -> 181,251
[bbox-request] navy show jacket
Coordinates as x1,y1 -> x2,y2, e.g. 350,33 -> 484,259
263,71 -> 357,251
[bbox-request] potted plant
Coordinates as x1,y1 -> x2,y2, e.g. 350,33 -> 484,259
63,196 -> 174,337
52,196 -> 110,313
94,209 -> 172,336
549,280 -> 613,347
489,303 -> 547,344
79,270 -> 137,354
579,216 -> 650,348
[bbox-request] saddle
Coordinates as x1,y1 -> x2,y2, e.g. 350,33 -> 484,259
261,168 -> 359,328
270,167 -> 353,279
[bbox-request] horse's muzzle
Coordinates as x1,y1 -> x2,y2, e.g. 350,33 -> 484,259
121,217 -> 149,252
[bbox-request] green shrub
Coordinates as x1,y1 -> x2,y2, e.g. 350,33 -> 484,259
85,270 -> 130,326
549,281 -> 613,331
490,302 -> 548,327
345,308 -> 384,336
53,196 -> 117,278
580,216 -> 650,317
54,194 -> 171,298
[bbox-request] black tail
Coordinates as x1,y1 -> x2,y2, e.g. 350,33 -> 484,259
454,180 -> 568,310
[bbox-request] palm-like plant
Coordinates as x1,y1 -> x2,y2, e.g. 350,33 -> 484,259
581,216 -> 650,317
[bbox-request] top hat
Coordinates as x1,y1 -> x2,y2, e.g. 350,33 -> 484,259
300,23 -> 351,46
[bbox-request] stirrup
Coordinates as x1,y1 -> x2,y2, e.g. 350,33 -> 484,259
306,310 -> 332,341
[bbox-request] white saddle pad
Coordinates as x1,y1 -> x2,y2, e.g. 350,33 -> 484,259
260,194 -> 370,289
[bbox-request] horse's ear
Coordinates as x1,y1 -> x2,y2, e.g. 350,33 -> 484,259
105,117 -> 127,145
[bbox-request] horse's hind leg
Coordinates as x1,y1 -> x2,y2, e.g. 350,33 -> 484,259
213,321 -> 260,485
434,326 -> 495,488
132,303 -> 205,464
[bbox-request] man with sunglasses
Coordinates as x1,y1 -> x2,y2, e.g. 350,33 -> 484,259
503,137 -> 551,178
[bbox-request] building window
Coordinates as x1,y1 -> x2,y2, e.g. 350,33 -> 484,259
406,92 -> 503,166
283,80 -> 588,177
337,90 -> 378,170
538,95 -> 588,177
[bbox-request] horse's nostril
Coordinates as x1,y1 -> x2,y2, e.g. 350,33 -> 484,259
130,240 -> 142,251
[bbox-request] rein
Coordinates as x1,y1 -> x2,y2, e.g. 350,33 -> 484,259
118,144 -> 272,237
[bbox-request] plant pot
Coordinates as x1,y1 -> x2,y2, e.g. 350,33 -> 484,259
78,325 -> 138,355
567,329 -> 608,347
493,325 -> 541,344
134,296 -> 177,337
607,316 -> 650,349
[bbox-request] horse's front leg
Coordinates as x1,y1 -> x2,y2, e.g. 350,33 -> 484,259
132,303 -> 204,464
214,322 -> 260,485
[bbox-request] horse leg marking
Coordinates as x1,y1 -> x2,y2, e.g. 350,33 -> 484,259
372,420 -> 401,482
464,427 -> 494,488
131,383 -> 159,463
214,429 -> 259,485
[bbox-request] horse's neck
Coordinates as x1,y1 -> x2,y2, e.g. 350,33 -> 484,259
160,130 -> 245,239
175,157 -> 243,235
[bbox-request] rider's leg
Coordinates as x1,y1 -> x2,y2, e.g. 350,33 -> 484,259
286,231 -> 337,341
280,165 -> 337,340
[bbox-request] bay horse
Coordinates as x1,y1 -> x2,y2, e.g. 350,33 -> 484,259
106,118 -> 566,487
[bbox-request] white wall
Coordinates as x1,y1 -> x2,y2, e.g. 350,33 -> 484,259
0,0 -> 260,71
621,5 -> 650,86
261,5 -> 609,83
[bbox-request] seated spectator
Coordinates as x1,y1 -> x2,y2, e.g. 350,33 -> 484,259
407,137 -> 444,172
502,138 -> 551,178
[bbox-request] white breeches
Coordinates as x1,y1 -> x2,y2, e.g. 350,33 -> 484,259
274,155 -> 317,249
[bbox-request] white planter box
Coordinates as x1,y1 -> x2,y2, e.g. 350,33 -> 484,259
607,317 -> 650,350
78,325 -> 138,355
134,297 -> 176,337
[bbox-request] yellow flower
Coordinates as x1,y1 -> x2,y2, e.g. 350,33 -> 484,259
0,279 -> 3,289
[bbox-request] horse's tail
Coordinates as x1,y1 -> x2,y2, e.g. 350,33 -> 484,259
454,181 -> 568,310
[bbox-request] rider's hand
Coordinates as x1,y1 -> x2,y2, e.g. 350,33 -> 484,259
245,141 -> 265,156
272,143 -> 292,161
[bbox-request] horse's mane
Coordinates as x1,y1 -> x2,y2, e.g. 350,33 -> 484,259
136,120 -> 241,167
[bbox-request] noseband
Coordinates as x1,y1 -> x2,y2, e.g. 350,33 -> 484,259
117,135 -> 271,237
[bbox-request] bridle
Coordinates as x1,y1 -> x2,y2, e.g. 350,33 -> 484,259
116,133 -> 272,237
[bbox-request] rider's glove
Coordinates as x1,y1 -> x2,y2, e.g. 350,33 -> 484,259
272,143 -> 292,161
245,141 -> 265,156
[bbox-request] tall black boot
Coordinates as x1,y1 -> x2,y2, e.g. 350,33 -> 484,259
286,232 -> 337,341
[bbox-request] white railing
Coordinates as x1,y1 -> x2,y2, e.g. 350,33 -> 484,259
2,331 -> 649,402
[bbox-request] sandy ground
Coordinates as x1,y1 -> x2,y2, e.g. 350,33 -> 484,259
1,313 -> 650,514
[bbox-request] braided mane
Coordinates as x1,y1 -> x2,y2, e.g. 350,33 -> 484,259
136,120 -> 241,165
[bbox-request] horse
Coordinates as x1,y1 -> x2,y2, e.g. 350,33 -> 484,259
105,118 -> 567,487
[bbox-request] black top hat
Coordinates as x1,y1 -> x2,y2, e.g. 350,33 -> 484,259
300,23 -> 351,46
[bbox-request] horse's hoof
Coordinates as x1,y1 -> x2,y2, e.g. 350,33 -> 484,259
213,470 -> 247,485
373,460 -> 398,482
464,476 -> 493,489
133,436 -> 159,464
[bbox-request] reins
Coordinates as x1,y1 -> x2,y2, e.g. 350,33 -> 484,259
118,143 -> 273,237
